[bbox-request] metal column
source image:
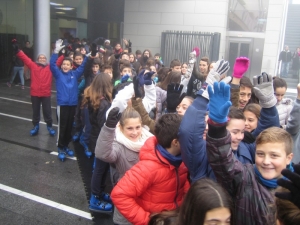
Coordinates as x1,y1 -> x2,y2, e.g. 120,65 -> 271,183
33,0 -> 50,61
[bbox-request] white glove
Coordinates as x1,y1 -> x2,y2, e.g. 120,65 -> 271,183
54,39 -> 65,54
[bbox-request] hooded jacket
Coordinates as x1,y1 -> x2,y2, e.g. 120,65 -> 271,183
276,98 -> 293,129
16,51 -> 52,97
111,136 -> 189,225
50,53 -> 87,106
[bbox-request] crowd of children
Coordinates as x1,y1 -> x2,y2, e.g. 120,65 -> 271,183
9,37 -> 300,225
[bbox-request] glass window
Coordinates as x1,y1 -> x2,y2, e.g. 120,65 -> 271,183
228,0 -> 269,32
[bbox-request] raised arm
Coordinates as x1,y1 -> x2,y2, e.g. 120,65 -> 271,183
95,107 -> 121,163
252,73 -> 279,137
206,81 -> 245,196
50,39 -> 65,78
16,51 -> 36,69
179,59 -> 230,183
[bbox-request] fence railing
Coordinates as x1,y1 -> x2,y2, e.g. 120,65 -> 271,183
160,31 -> 221,67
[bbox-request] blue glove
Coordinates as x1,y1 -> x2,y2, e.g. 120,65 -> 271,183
121,74 -> 130,83
137,69 -> 145,86
208,82 -> 232,123
144,71 -> 155,85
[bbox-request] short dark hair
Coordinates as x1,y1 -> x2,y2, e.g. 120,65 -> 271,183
228,106 -> 245,120
92,58 -> 102,67
101,64 -> 112,72
135,50 -> 142,55
62,57 -> 73,65
170,59 -> 181,68
154,53 -> 160,57
73,51 -> 83,60
240,76 -> 253,89
273,77 -> 287,91
154,114 -> 182,148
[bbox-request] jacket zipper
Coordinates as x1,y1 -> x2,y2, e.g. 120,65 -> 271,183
174,168 -> 180,208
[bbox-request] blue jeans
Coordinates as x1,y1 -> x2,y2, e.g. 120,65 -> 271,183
281,62 -> 290,77
10,66 -> 24,85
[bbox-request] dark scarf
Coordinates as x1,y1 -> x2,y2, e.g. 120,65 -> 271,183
156,144 -> 182,168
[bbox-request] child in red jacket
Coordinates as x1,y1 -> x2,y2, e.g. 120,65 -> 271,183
111,113 -> 190,225
11,40 -> 55,136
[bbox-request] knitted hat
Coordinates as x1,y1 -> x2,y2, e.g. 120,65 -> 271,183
104,39 -> 110,44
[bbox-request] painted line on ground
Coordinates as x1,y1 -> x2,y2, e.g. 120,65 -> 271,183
0,183 -> 92,220
50,152 -> 77,161
0,113 -> 58,127
0,97 -> 56,109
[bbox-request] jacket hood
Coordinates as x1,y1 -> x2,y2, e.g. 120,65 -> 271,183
139,136 -> 175,169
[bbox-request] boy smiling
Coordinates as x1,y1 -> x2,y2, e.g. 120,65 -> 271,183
206,75 -> 293,225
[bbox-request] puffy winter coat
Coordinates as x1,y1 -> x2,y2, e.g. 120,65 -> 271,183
17,51 -> 52,97
50,53 -> 87,106
286,99 -> 300,164
111,136 -> 190,225
155,86 -> 167,121
276,98 -> 293,129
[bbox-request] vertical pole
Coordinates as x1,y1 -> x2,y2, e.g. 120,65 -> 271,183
33,0 -> 50,61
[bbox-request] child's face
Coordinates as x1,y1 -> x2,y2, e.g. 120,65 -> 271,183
226,119 -> 245,150
176,97 -> 192,116
204,207 -> 231,225
121,68 -> 132,77
74,56 -> 83,65
129,54 -> 135,63
239,86 -> 252,109
181,64 -> 187,74
92,64 -> 99,75
80,48 -> 86,55
104,69 -> 113,79
150,66 -> 156,73
172,66 -> 181,72
61,60 -> 72,73
120,118 -> 142,142
154,56 -> 160,60
115,44 -> 121,50
199,60 -> 208,73
255,142 -> 293,180
121,54 -> 129,61
274,87 -> 286,103
38,55 -> 47,64
244,111 -> 258,132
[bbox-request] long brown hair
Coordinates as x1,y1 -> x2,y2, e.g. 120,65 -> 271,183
81,73 -> 112,110
157,71 -> 181,91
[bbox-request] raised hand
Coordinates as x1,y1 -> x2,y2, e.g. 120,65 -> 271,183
91,43 -> 98,57
133,75 -> 142,98
121,74 -> 130,83
206,59 -> 230,86
233,57 -> 250,78
208,82 -> 232,123
275,164 -> 300,209
54,39 -> 65,54
166,83 -> 186,113
253,72 -> 276,108
106,107 -> 122,128
143,71 -> 155,85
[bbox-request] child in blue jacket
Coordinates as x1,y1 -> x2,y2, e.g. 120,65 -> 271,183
50,39 -> 89,162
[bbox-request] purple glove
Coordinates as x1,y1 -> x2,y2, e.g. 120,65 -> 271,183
143,71 -> 155,85
233,57 -> 250,78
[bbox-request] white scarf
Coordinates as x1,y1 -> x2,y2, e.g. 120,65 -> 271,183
115,125 -> 153,152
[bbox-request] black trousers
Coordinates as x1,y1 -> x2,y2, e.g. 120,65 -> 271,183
57,105 -> 76,148
74,97 -> 83,132
91,157 -> 110,195
31,96 -> 53,126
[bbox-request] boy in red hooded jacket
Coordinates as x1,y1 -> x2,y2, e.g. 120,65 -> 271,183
111,113 -> 190,225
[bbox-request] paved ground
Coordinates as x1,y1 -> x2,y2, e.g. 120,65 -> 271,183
0,80 -> 114,225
